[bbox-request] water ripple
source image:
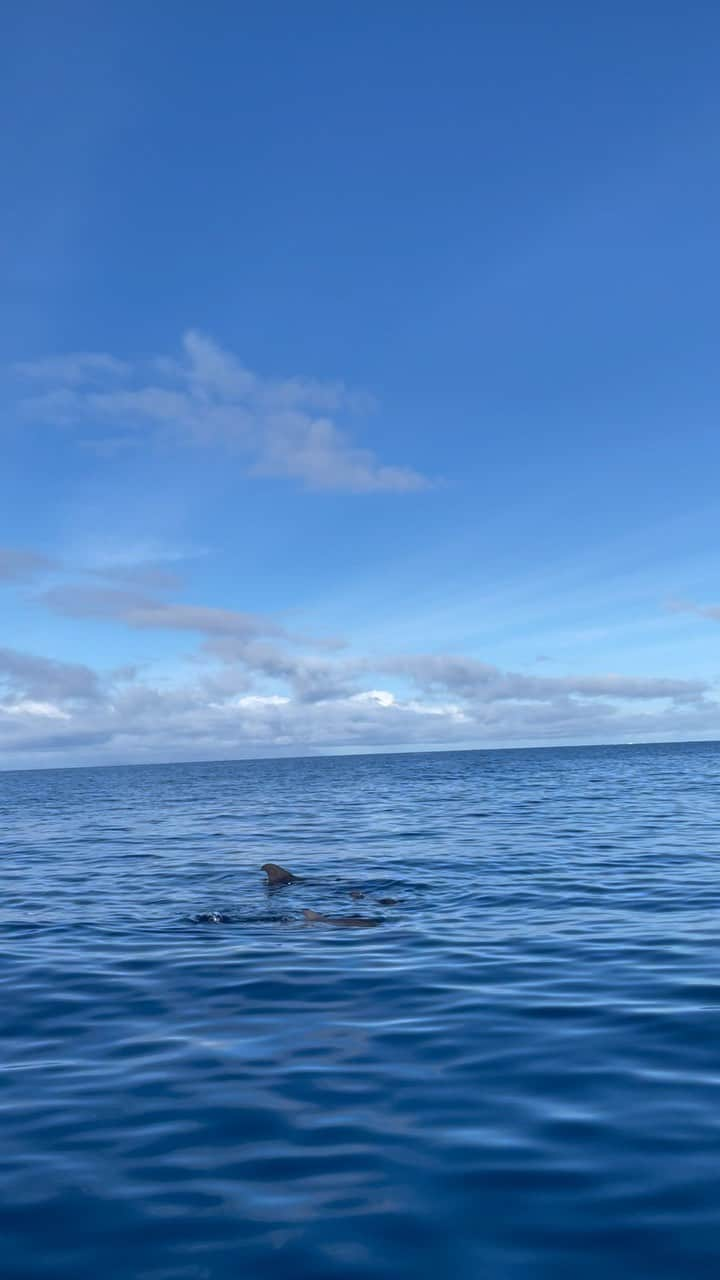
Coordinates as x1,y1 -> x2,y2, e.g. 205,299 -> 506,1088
2,742 -> 720,1277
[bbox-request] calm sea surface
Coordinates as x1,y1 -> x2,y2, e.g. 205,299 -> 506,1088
2,742 -> 720,1279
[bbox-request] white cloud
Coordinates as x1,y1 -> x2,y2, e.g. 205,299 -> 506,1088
0,646 -> 100,703
1,672 -> 718,772
233,694 -> 291,709
1,700 -> 70,720
1,635 -> 717,771
351,689 -> 396,707
0,573 -> 716,769
15,331 -> 429,494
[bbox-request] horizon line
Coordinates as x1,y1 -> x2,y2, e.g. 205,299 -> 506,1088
2,735 -> 718,776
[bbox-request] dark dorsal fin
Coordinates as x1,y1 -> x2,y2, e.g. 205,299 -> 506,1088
261,862 -> 297,885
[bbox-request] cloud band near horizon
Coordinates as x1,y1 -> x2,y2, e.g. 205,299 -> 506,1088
1,555 -> 718,769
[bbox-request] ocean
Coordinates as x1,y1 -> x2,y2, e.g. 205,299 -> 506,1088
2,740 -> 720,1279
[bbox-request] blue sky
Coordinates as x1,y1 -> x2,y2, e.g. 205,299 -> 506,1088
2,1 -> 719,768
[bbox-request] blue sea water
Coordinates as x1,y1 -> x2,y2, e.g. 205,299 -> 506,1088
2,741 -> 720,1279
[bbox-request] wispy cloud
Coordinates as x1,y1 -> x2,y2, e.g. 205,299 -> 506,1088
86,565 -> 184,592
36,582 -> 711,708
380,653 -> 707,705
669,599 -> 720,622
40,584 -> 287,642
13,353 -> 129,384
15,331 -> 430,494
71,539 -> 209,592
0,543 -> 192,592
0,547 -> 56,582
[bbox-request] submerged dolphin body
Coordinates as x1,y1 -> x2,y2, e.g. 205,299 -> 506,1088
261,862 -> 299,886
260,863 -> 397,914
353,890 -> 399,906
303,908 -> 381,928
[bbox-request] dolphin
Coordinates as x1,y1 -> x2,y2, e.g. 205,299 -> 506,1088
303,908 -> 381,928
261,862 -> 299,886
353,890 -> 399,906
